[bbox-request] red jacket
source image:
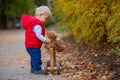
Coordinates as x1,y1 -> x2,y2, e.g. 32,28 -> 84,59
21,14 -> 45,48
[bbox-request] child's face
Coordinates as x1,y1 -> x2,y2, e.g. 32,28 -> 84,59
39,14 -> 49,23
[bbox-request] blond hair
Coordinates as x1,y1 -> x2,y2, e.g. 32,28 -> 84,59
35,6 -> 51,17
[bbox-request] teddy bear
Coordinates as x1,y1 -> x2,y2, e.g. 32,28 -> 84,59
44,31 -> 66,52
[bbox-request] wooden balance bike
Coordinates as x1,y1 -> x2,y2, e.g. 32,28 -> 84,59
44,48 -> 61,75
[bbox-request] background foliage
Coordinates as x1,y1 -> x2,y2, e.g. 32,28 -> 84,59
52,0 -> 120,43
0,0 -> 48,29
0,0 -> 36,18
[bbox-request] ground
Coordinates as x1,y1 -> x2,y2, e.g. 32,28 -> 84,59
0,23 -> 120,80
0,29 -> 67,80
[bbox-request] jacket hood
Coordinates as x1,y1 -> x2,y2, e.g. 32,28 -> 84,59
21,14 -> 42,29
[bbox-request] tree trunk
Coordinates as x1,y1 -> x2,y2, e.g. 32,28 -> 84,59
0,15 -> 7,29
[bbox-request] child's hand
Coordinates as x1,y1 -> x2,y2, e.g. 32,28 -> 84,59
45,38 -> 51,43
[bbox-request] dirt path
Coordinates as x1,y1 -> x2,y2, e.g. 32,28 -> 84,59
0,30 -> 67,80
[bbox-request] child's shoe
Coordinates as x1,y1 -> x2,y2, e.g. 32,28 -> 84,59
30,68 -> 45,74
30,68 -> 34,73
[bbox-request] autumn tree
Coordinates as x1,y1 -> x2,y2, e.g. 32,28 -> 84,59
52,0 -> 120,43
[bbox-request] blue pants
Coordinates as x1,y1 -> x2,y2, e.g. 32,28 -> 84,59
26,48 -> 42,70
